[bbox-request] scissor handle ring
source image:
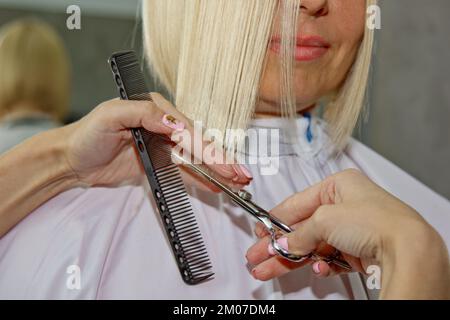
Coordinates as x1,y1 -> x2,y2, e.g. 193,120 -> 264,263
270,234 -> 352,270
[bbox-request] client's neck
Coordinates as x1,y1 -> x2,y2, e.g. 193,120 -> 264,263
253,99 -> 316,119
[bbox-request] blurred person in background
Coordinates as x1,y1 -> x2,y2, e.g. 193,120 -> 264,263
0,18 -> 70,154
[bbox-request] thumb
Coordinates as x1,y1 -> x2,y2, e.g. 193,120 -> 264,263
284,219 -> 321,257
283,205 -> 337,256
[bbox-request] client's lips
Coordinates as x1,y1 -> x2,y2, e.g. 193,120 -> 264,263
270,35 -> 330,61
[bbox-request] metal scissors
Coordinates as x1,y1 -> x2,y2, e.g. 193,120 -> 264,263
172,152 -> 352,271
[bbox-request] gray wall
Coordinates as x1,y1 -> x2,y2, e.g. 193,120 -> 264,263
361,0 -> 450,198
0,1 -> 449,198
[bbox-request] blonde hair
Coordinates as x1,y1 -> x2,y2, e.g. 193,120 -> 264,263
143,0 -> 376,151
0,18 -> 70,121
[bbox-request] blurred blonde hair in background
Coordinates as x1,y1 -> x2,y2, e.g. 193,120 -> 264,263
0,18 -> 70,122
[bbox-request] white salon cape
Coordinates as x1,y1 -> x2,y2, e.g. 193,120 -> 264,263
0,117 -> 449,299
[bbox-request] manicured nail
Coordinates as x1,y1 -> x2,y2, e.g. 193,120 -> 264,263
267,237 -> 289,256
312,261 -> 321,274
232,165 -> 242,179
267,243 -> 275,256
255,225 -> 269,238
239,165 -> 253,179
162,114 -> 185,132
277,237 -> 288,250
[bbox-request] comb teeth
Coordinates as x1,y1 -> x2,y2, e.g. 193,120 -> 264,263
111,51 -> 149,101
109,51 -> 213,285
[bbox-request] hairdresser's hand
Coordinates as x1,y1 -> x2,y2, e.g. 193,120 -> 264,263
246,169 -> 450,299
64,92 -> 252,189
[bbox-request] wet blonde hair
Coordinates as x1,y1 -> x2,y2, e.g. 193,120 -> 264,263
143,0 -> 376,151
0,18 -> 70,121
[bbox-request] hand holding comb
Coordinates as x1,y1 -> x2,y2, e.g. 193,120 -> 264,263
108,51 -> 214,285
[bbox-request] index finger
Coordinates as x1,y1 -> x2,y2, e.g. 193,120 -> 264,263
270,179 -> 327,226
150,92 -> 252,185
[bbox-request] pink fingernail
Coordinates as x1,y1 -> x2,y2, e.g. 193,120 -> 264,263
162,114 -> 185,132
312,262 -> 321,274
267,237 -> 289,256
267,243 -> 275,256
239,165 -> 253,179
232,165 -> 242,179
256,226 -> 269,238
277,237 -> 288,250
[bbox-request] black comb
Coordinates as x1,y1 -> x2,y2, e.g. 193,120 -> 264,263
108,51 -> 214,285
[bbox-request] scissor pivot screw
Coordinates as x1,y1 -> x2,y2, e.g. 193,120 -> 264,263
238,190 -> 252,201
